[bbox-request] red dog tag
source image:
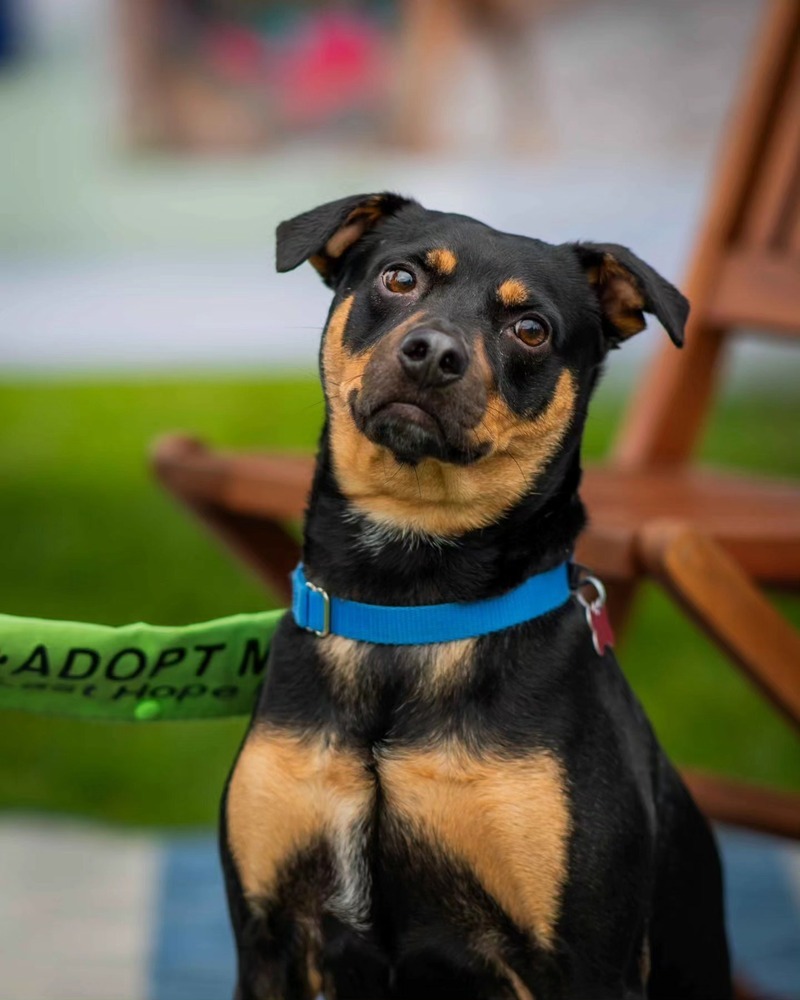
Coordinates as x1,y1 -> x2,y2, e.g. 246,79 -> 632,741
576,576 -> 615,656
586,601 -> 614,655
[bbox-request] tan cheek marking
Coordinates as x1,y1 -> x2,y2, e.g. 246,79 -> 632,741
335,369 -> 576,538
497,278 -> 529,307
322,295 -> 361,403
426,248 -> 458,275
381,743 -> 571,949
475,368 -> 575,458
323,297 -> 424,413
226,727 -> 372,905
471,334 -> 495,388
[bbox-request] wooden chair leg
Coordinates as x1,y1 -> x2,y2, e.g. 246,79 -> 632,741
637,520 -> 800,730
184,505 -> 299,604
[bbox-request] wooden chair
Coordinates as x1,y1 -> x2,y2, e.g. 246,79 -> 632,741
574,0 -> 800,836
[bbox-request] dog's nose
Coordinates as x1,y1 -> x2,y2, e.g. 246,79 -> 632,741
399,328 -> 469,388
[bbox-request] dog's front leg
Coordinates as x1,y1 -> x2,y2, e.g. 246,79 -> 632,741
221,814 -> 326,1000
231,911 -> 325,1000
220,720 -> 376,1000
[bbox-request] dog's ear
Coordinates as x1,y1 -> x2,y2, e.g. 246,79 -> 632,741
276,192 -> 417,286
572,242 -> 688,347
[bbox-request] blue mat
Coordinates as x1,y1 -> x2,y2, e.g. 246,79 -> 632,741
150,828 -> 800,999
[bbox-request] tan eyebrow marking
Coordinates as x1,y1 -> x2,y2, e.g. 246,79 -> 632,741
497,278 -> 529,307
426,248 -> 458,276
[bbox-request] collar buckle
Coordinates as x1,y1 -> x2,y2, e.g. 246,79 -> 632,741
304,580 -> 331,637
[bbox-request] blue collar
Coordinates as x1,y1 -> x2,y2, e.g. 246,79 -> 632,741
291,562 -> 573,645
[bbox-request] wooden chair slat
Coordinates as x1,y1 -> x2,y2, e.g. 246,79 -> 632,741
682,770 -> 800,841
740,30 -> 800,249
708,251 -> 800,334
787,184 -> 800,253
575,468 -> 800,584
153,443 -> 800,577
614,0 -> 800,469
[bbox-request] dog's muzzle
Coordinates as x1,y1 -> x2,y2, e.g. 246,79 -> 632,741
351,322 -> 487,465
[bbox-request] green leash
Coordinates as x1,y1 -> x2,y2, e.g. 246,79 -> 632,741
0,610 -> 284,722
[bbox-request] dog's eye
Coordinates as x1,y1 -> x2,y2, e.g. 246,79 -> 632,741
382,267 -> 417,294
512,316 -> 550,348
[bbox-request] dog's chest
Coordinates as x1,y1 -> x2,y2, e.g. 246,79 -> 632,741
226,645 -> 572,953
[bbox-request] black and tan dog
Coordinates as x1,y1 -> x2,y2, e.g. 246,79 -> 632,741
221,193 -> 732,1000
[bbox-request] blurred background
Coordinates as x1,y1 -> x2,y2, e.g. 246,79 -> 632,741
0,0 -> 798,997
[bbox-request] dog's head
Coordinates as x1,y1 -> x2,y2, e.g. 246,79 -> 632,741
277,193 -> 687,539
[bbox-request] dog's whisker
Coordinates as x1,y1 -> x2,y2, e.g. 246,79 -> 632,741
413,466 -> 422,500
383,457 -> 406,486
509,454 -> 527,489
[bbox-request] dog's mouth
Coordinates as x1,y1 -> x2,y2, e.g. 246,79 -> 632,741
371,400 -> 441,436
351,393 -> 489,466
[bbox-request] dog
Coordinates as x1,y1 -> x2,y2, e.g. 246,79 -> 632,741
221,193 -> 732,1000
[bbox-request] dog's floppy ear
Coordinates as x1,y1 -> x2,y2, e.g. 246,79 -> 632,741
572,242 -> 688,347
276,192 -> 417,286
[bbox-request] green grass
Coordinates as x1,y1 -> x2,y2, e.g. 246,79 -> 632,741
0,375 -> 797,827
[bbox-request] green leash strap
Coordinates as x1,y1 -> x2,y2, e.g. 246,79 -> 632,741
0,610 -> 284,722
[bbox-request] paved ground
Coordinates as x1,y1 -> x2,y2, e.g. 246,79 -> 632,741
1,817 -> 798,999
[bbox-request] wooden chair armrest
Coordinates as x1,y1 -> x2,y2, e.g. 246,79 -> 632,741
682,769 -> 800,841
151,434 -> 313,521
150,434 -> 307,601
637,520 -> 800,729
